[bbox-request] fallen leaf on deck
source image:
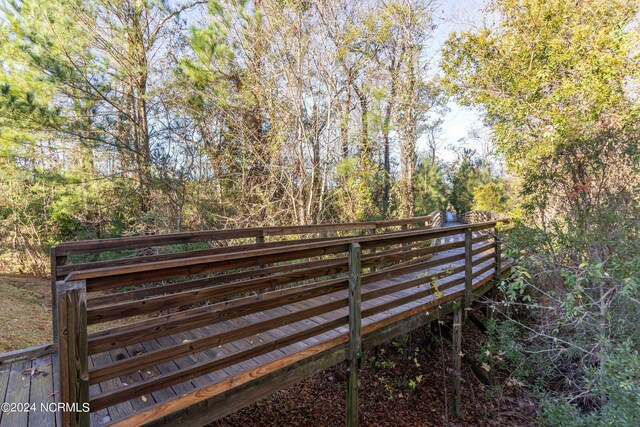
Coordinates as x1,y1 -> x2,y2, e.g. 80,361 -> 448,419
22,367 -> 42,376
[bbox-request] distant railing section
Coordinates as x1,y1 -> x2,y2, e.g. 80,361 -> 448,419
53,214 -> 507,426
430,210 -> 445,228
459,210 -> 507,224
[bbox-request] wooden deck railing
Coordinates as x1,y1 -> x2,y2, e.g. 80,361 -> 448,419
53,213 -> 507,426
459,210 -> 507,224
50,212 -> 444,343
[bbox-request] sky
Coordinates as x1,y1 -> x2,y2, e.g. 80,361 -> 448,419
418,0 -> 488,163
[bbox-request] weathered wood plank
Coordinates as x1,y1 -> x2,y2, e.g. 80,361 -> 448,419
464,228 -> 473,308
51,247 -> 59,344
28,354 -> 57,427
0,360 -> 10,425
451,305 -> 463,417
52,353 -> 62,427
494,227 -> 502,279
0,343 -> 56,366
347,243 -> 362,427
0,359 -> 30,427
88,354 -> 112,426
56,279 -> 89,427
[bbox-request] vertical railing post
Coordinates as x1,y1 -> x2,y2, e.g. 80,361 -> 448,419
368,228 -> 377,272
494,226 -> 501,281
347,243 -> 362,427
51,248 -> 68,343
401,224 -> 408,248
464,227 -> 473,308
57,279 -> 89,427
451,304 -> 463,417
51,247 -> 58,344
255,234 -> 266,286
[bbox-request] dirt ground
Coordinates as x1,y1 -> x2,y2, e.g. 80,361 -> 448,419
0,274 -> 53,352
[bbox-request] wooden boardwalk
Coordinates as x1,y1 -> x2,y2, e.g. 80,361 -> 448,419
0,213 -> 510,426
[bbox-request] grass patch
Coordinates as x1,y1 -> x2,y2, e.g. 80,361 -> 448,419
0,274 -> 52,352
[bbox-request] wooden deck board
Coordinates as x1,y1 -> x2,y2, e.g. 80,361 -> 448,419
0,359 -> 30,427
52,353 -> 61,427
91,351 -> 136,422
158,333 -> 224,387
27,354 -> 58,427
123,343 -> 176,406
89,350 -> 112,426
0,357 -> 11,426
109,346 -> 156,414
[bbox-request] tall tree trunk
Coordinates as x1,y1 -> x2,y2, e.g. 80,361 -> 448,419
341,85 -> 351,159
382,105 -> 392,215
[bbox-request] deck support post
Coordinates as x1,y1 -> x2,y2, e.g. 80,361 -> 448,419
464,227 -> 473,309
51,247 -> 58,344
347,243 -> 362,427
51,248 -> 68,344
401,224 -> 408,248
255,235 -> 266,286
451,305 -> 463,417
57,279 -> 89,427
368,228 -> 377,272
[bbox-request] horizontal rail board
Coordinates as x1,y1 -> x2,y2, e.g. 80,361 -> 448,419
87,256 -> 341,308
87,277 -> 348,354
73,222 -> 498,290
56,215 -> 438,256
0,343 -> 57,365
89,297 -> 351,385
86,248 -> 472,352
58,235 -> 340,277
86,239 -> 437,308
86,261 -> 350,324
86,240 -> 466,321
